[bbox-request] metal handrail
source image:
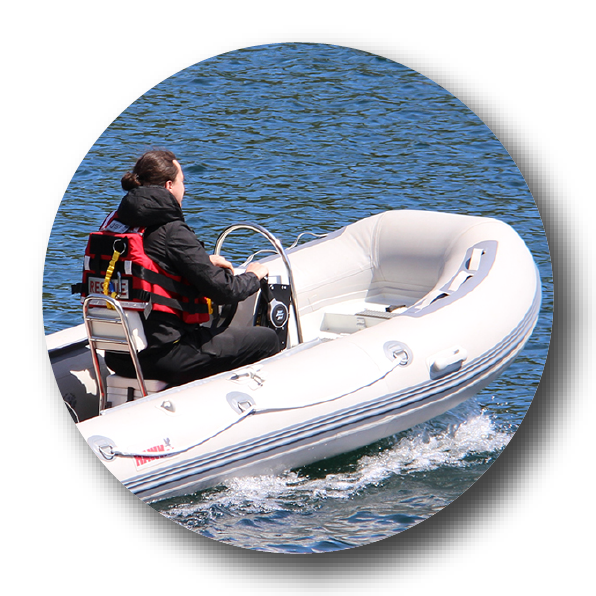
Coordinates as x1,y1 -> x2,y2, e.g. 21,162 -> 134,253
214,222 -> 304,344
83,294 -> 148,413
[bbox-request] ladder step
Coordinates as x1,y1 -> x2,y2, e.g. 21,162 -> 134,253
85,314 -> 123,323
90,336 -> 128,345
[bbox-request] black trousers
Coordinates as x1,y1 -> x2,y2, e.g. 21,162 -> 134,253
105,325 -> 281,387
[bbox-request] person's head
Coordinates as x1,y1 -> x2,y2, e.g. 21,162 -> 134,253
121,149 -> 185,205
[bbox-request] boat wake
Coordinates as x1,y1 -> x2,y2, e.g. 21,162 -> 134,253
157,399 -> 512,524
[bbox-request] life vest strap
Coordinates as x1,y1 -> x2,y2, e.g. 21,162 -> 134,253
102,248 -> 122,308
148,294 -> 209,315
130,263 -> 200,299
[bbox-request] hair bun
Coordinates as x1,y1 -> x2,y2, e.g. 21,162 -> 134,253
121,150 -> 178,190
121,171 -> 141,191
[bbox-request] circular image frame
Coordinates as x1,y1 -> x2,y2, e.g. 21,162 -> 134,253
27,26 -> 590,591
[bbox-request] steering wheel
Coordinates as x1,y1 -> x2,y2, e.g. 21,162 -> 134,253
212,222 -> 303,344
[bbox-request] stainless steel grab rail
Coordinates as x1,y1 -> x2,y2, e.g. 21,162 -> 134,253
214,222 -> 304,345
83,294 -> 148,412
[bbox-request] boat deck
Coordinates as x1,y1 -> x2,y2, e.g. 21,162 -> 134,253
300,298 -> 409,341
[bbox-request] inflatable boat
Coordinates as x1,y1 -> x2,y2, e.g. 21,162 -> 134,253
47,210 -> 541,503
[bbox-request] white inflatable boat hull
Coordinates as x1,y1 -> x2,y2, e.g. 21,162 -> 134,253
47,210 -> 541,502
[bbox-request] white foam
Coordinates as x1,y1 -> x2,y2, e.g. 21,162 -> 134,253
162,401 -> 512,518
357,407 -> 511,481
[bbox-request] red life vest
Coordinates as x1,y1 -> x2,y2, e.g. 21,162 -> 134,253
76,211 -> 211,324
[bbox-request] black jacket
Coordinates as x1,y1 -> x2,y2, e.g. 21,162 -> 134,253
116,186 -> 260,346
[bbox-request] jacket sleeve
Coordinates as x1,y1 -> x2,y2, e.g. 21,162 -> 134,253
162,221 -> 261,303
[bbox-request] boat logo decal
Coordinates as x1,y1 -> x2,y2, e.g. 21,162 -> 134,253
134,438 -> 173,468
269,299 -> 289,328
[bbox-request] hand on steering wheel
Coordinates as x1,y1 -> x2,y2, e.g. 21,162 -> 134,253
209,254 -> 234,271
246,262 -> 269,280
210,260 -> 269,330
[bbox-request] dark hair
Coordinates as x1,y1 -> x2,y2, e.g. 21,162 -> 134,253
121,149 -> 179,191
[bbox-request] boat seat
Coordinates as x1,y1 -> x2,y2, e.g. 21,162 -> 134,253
320,306 -> 406,335
83,294 -> 166,412
105,374 -> 168,409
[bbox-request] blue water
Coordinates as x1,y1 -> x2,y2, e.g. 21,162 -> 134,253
43,43 -> 552,553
